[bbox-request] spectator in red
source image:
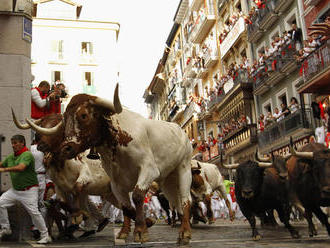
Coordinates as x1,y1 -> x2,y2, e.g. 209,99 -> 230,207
258,114 -> 265,132
31,81 -> 58,120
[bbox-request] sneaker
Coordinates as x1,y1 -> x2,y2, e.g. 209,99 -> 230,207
37,234 -> 52,244
0,228 -> 12,238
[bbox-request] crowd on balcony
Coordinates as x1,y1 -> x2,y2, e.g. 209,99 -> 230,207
196,114 -> 252,153
219,11 -> 244,44
258,97 -> 299,132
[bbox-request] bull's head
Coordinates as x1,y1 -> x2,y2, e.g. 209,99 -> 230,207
220,153 -> 272,199
290,138 -> 330,198
191,160 -> 204,189
25,84 -> 123,160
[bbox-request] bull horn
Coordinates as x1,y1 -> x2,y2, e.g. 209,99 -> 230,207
255,149 -> 271,162
197,162 -> 201,169
292,148 -> 313,159
11,108 -> 42,129
93,83 -> 122,114
222,163 -> 239,169
282,153 -> 292,159
289,138 -> 313,158
113,83 -> 122,113
257,162 -> 273,168
25,118 -> 63,135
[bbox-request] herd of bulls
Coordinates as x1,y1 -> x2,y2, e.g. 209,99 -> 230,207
11,84 -> 330,245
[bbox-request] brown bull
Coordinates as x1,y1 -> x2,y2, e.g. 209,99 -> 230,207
286,140 -> 330,237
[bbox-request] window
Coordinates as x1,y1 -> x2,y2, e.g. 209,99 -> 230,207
262,99 -> 273,115
276,88 -> 288,107
84,72 -> 94,86
50,40 -> 63,60
264,104 -> 272,113
51,71 -> 62,83
279,94 -> 287,106
81,42 -> 93,55
284,8 -> 298,31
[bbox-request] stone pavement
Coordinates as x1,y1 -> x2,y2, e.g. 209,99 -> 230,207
0,218 -> 329,248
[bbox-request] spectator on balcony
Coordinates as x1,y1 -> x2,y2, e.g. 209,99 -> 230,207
289,97 -> 299,114
295,48 -> 305,62
280,103 -> 291,118
289,21 -> 303,51
223,123 -> 230,136
257,51 -> 266,71
198,140 -> 208,153
273,107 -> 282,122
242,56 -> 250,69
264,111 -> 274,127
283,30 -> 292,46
207,135 -> 217,147
308,35 -> 322,52
258,114 -> 265,132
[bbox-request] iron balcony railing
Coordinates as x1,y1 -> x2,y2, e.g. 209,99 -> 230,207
300,42 -> 330,83
254,43 -> 299,93
258,109 -> 312,148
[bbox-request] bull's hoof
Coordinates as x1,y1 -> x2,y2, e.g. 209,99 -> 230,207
252,234 -> 261,241
308,228 -> 318,237
177,231 -> 191,245
133,230 -> 149,243
145,217 -> 156,228
291,230 -> 301,239
208,218 -> 215,225
116,231 -> 129,239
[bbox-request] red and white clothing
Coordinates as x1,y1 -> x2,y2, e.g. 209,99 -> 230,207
31,87 -> 48,119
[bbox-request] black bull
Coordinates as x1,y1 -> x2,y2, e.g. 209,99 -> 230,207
224,161 -> 300,240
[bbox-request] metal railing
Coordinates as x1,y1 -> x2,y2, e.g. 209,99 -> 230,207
300,42 -> 330,83
258,109 -> 312,148
254,43 -> 298,90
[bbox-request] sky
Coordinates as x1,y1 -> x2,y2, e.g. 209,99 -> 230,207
79,0 -> 181,117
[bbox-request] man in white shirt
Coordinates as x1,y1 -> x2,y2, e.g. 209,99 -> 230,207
30,133 -> 47,239
31,81 -> 57,120
273,107 -> 282,122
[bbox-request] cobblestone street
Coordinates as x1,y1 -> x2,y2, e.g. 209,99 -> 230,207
0,219 -> 329,248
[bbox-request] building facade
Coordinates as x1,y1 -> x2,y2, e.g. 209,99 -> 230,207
31,0 -> 120,101
144,0 -> 329,166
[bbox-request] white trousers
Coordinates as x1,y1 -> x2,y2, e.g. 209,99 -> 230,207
0,187 -> 48,235
37,174 -> 47,218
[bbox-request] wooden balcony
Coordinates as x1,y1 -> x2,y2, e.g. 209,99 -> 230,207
223,124 -> 258,154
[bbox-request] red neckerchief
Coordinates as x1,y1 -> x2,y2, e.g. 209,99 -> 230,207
15,146 -> 29,157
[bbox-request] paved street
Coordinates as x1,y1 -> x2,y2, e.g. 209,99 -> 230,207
0,219 -> 329,248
